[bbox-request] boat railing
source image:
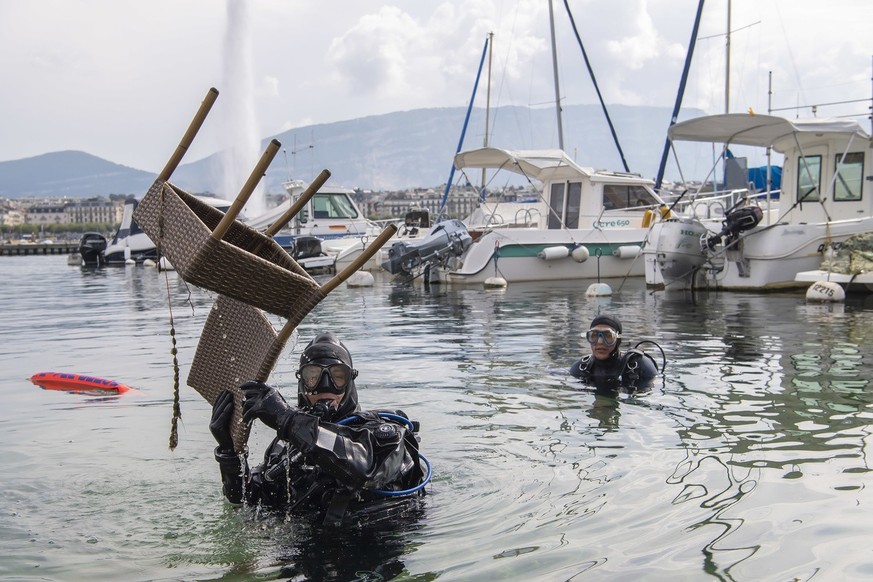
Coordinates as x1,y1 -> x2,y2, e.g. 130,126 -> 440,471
606,202 -> 666,213
466,208 -> 542,230
671,188 -> 781,221
513,208 -> 541,227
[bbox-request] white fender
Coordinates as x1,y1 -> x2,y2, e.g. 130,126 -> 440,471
613,245 -> 641,259
571,246 -> 590,263
538,246 -> 570,260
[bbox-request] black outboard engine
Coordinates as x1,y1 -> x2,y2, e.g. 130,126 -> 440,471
78,232 -> 107,266
706,205 -> 763,250
382,219 -> 472,276
291,236 -> 325,260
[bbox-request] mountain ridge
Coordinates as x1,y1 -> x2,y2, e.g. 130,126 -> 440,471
0,104 -> 704,199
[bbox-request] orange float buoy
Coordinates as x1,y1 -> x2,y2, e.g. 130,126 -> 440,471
29,372 -> 136,395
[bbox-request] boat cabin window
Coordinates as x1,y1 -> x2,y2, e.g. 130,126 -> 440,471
548,181 -> 581,229
797,155 -> 822,202
602,185 -> 658,210
312,193 -> 359,219
834,152 -> 864,202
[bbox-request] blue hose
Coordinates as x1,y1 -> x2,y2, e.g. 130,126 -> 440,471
338,413 -> 432,497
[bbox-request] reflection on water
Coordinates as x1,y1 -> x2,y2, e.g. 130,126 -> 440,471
2,256 -> 873,580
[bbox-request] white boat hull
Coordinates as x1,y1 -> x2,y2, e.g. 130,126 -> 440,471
441,227 -> 647,285
646,217 -> 873,291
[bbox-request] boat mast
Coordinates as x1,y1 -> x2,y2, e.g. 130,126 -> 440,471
654,0 -> 706,192
548,0 -> 565,150
481,31 -> 494,194
437,35 -> 491,218
562,0 -> 630,172
725,0 -> 731,113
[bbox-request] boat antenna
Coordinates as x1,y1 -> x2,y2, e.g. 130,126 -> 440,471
548,0 -> 565,150
562,0 -> 630,172
288,134 -> 314,180
655,0 -> 706,192
282,148 -> 290,181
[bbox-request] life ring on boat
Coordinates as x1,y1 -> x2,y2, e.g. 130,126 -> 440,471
29,372 -> 136,394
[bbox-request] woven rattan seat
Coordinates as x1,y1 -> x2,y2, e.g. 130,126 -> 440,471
134,181 -> 322,319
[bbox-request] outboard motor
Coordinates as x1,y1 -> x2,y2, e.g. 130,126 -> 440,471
78,232 -> 108,266
655,218 -> 708,285
291,236 -> 325,260
382,219 -> 472,276
706,205 -> 763,250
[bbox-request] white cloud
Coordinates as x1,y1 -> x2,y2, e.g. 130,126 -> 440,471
0,0 -> 870,171
605,1 -> 661,71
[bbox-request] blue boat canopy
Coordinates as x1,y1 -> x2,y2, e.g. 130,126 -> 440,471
747,165 -> 782,192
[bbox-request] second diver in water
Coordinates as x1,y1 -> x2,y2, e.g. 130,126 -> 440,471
569,314 -> 661,393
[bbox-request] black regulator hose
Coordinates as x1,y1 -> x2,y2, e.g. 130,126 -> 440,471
632,340 -> 667,373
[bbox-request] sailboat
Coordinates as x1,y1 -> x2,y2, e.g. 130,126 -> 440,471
381,1 -> 670,286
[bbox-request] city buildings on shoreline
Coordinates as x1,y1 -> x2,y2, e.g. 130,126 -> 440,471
2,182 -> 533,233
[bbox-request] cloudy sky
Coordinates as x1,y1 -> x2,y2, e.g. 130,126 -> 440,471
1,0 -> 871,174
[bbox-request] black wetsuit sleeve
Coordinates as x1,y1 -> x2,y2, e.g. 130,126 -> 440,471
279,412 -> 416,490
214,447 -> 249,504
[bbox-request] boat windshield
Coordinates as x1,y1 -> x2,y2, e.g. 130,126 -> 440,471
312,193 -> 359,219
603,185 -> 659,210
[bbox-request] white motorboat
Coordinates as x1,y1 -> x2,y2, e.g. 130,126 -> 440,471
330,209 -> 431,273
381,147 -> 670,285
246,179 -> 431,273
644,113 -> 873,291
78,194 -> 232,266
246,180 -> 376,272
246,180 -> 374,248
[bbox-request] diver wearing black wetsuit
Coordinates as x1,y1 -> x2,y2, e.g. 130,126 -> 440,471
569,314 -> 658,393
209,332 -> 426,524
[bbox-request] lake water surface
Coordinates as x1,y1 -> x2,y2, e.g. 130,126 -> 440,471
2,254 -> 873,581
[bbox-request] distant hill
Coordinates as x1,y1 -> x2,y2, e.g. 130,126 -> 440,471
0,104 -> 705,199
0,151 -> 157,199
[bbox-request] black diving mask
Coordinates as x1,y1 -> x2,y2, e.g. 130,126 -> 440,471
297,363 -> 356,394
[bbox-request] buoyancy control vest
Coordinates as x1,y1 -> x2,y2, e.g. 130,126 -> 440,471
570,348 -> 659,392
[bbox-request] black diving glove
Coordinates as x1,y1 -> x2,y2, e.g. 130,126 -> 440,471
240,381 -> 296,432
209,389 -> 235,452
